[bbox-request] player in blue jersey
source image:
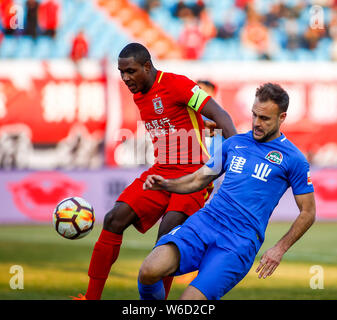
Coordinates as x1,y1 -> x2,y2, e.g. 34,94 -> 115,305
137,83 -> 316,300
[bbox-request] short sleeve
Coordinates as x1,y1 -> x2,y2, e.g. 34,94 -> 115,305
172,74 -> 211,113
288,156 -> 315,195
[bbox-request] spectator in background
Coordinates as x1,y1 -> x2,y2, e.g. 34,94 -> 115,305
191,0 -> 205,18
25,0 -> 39,39
283,6 -> 302,50
172,0 -> 188,18
143,0 -> 161,13
196,1 -> 217,41
70,31 -> 89,63
235,0 -> 253,10
241,9 -> 271,59
38,0 -> 60,38
0,0 -> 12,14
178,6 -> 206,59
177,1 -> 215,60
264,3 -> 281,29
301,26 -> 324,50
197,79 -> 216,96
216,6 -> 244,40
1,0 -> 16,35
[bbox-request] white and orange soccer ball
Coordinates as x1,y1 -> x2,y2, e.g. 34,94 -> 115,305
53,197 -> 95,240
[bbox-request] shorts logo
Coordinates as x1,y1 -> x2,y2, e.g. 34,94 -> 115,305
265,150 -> 283,165
169,226 -> 181,236
153,97 -> 164,114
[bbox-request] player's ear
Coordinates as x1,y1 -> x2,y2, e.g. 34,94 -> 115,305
144,60 -> 152,73
279,112 -> 287,124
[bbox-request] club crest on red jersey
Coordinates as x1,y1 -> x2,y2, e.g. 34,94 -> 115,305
152,97 -> 164,114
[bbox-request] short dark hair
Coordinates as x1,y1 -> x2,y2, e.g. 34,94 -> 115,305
197,80 -> 216,91
255,83 -> 289,113
118,43 -> 152,65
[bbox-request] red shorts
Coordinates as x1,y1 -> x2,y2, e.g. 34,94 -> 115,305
117,170 -> 210,234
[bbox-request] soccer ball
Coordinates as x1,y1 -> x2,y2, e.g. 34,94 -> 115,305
53,197 -> 95,240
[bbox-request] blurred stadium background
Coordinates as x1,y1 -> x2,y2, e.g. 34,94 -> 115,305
0,0 -> 337,300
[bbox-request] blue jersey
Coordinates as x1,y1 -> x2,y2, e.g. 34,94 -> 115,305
205,131 -> 314,247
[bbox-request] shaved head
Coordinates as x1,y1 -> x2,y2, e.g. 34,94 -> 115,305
119,43 -> 152,66
118,43 -> 157,94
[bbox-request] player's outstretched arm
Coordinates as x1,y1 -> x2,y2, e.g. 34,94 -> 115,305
201,98 -> 237,139
143,165 -> 218,194
256,192 -> 316,279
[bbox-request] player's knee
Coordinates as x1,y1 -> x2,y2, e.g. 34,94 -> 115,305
103,202 -> 138,234
103,209 -> 126,234
139,245 -> 178,284
157,211 -> 187,240
138,260 -> 160,285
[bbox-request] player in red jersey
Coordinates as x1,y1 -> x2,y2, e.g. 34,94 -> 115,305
72,43 -> 237,300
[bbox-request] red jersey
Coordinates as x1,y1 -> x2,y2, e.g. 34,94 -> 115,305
133,71 -> 211,178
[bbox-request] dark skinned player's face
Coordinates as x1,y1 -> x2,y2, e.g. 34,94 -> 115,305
118,57 -> 151,94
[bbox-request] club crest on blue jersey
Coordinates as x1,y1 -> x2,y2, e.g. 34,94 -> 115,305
265,150 -> 283,165
152,97 -> 164,114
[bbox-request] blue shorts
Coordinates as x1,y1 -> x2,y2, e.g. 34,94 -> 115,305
155,210 -> 259,300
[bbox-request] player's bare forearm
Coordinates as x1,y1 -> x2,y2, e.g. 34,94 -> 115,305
274,193 -> 316,253
256,192 -> 316,279
167,174 -> 203,194
143,166 -> 217,194
201,98 -> 237,138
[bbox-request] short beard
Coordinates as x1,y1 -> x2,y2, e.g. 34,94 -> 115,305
254,127 -> 278,143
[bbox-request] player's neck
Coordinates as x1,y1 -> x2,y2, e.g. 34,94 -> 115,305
264,131 -> 281,143
141,68 -> 158,94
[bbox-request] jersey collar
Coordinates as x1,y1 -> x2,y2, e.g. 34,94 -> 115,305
249,130 -> 287,144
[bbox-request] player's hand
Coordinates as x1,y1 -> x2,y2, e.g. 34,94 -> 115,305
143,175 -> 168,191
255,245 -> 285,279
204,120 -> 217,137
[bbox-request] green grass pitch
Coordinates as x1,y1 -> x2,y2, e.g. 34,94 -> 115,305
0,222 -> 336,300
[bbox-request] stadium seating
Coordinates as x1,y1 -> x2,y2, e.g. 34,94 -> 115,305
128,0 -> 334,61
0,0 -> 334,61
0,0 -> 134,60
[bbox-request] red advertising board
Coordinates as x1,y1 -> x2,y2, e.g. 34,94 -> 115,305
0,60 -> 107,169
